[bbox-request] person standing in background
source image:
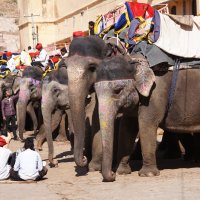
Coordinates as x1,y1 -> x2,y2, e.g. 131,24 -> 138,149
88,21 -> 95,35
1,88 -> 19,140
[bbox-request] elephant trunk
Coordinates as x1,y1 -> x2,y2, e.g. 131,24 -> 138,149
98,95 -> 117,182
68,83 -> 88,167
42,101 -> 55,165
17,88 -> 31,140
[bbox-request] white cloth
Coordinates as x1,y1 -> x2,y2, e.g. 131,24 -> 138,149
7,57 -> 17,72
14,149 -> 43,180
20,50 -> 32,66
154,13 -> 200,58
0,147 -> 12,180
35,49 -> 49,67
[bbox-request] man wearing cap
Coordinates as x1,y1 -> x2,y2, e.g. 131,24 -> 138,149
32,43 -> 49,71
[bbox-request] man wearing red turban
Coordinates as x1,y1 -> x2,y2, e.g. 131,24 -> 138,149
32,43 -> 49,70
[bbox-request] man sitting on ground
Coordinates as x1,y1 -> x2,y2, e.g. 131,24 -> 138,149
0,132 -> 12,180
10,138 -> 48,181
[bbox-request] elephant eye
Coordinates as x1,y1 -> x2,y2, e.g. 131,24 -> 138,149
88,63 -> 97,72
113,88 -> 123,95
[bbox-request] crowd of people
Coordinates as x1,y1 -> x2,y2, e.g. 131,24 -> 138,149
0,43 -> 69,74
0,19 -> 96,75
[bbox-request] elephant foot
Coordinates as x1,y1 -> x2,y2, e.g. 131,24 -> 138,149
36,140 -> 43,151
117,163 -> 131,175
88,161 -> 101,172
55,136 -> 67,142
49,160 -> 58,168
138,165 -> 160,177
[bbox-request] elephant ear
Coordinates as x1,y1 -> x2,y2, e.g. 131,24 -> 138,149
133,60 -> 155,97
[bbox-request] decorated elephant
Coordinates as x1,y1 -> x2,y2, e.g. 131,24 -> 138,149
0,73 -> 38,133
65,36 -> 108,170
16,66 -> 43,140
95,54 -> 200,181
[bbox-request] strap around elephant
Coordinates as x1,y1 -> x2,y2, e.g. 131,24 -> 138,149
164,58 -> 180,119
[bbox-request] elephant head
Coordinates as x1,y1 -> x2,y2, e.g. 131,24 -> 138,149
0,75 -> 20,101
41,67 -> 69,165
65,36 -> 107,167
17,66 -> 43,140
95,55 -> 155,181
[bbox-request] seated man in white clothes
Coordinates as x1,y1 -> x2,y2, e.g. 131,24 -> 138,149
0,132 -> 12,180
10,138 -> 48,181
31,43 -> 49,71
6,52 -> 17,73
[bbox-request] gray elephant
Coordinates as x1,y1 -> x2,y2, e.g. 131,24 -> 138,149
37,67 -> 73,166
95,54 -> 200,181
0,73 -> 37,133
16,66 -> 43,140
66,36 -> 108,170
0,73 -> 21,101
95,56 -> 143,181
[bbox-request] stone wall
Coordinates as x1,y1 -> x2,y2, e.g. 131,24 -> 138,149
0,0 -> 20,52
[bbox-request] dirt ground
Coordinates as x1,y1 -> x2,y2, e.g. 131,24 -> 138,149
1,132 -> 200,200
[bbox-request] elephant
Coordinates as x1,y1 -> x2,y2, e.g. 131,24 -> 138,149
16,66 -> 43,140
37,67 -> 74,166
95,54 -> 200,181
95,56 -> 141,181
66,36 -> 108,170
0,73 -> 21,101
0,74 -> 38,134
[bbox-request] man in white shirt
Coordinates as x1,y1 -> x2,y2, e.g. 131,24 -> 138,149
0,133 -> 12,180
20,50 -> 32,66
32,43 -> 49,71
6,52 -> 17,73
10,138 -> 48,181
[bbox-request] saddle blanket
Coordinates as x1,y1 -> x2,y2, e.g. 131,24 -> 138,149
154,13 -> 200,58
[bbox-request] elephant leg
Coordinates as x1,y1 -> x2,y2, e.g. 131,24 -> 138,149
138,117 -> 160,177
88,103 -> 102,172
55,113 -> 67,142
36,110 -> 63,151
178,133 -> 193,161
65,109 -> 74,151
36,124 -> 46,151
27,102 -> 38,135
116,117 -> 138,175
163,131 -> 181,159
89,130 -> 102,172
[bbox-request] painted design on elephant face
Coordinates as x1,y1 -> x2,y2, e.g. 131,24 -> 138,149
29,78 -> 41,86
42,93 -> 48,105
19,89 -> 30,102
101,121 -> 108,129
